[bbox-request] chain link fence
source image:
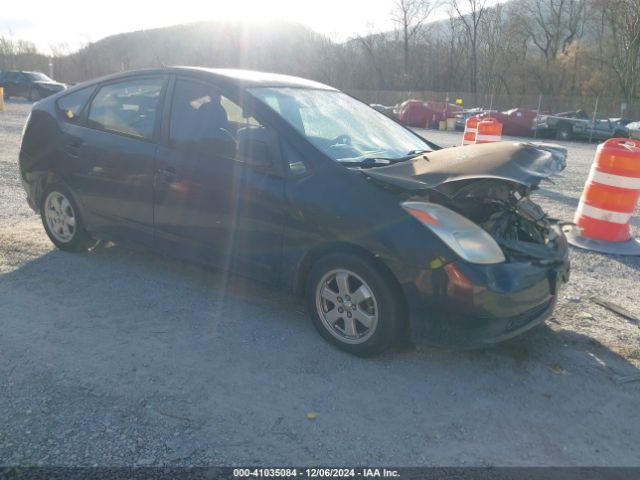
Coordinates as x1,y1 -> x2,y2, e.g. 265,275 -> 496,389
347,90 -> 639,120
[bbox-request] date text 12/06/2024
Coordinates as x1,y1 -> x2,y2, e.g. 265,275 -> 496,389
233,468 -> 400,478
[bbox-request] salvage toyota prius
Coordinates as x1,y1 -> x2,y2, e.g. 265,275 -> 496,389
19,67 -> 570,356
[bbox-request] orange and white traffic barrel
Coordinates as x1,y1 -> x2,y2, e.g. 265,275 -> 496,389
462,115 -> 481,145
475,118 -> 503,144
567,138 -> 640,255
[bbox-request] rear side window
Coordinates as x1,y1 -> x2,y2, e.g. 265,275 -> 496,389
56,87 -> 94,124
87,77 -> 164,140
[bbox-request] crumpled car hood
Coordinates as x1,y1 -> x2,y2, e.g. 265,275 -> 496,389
362,142 -> 566,191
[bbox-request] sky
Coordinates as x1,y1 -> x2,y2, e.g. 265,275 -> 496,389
0,0 -> 456,54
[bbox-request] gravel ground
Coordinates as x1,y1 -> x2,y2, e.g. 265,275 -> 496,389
1,100 -> 639,467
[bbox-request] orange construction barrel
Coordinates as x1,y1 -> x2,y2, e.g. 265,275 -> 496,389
462,115 -> 481,145
567,138 -> 640,255
475,118 -> 503,144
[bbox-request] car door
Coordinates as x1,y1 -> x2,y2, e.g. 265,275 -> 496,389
154,76 -> 286,281
65,75 -> 167,243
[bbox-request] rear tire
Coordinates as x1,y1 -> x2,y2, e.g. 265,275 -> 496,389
305,251 -> 404,356
40,184 -> 96,252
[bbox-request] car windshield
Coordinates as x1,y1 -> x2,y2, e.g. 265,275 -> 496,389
25,72 -> 53,82
248,87 -> 431,166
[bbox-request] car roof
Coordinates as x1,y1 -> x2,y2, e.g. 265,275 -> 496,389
71,67 -> 336,91
173,67 -> 336,90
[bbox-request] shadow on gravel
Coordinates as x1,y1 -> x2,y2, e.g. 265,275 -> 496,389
1,242 -> 639,465
2,241 -> 638,375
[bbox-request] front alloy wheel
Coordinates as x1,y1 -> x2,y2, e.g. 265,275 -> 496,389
306,252 -> 404,356
316,269 -> 379,344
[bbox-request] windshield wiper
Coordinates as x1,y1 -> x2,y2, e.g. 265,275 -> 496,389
338,157 -> 394,168
339,149 -> 431,169
406,149 -> 430,156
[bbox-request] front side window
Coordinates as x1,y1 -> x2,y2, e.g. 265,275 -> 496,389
56,87 -> 94,124
169,78 -> 265,158
87,77 -> 164,140
249,88 -> 431,166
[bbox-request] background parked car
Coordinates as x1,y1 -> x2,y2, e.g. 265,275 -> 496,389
0,70 -> 66,101
626,121 -> 640,139
454,107 -> 490,130
397,99 -> 461,128
478,108 -> 538,137
532,109 -> 630,141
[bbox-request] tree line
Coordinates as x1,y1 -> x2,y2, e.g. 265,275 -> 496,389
1,0 -> 638,116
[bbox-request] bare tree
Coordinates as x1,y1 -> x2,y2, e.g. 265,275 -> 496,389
519,0 -> 587,65
450,0 -> 489,93
391,0 -> 440,79
597,0 -> 640,106
4,10 -> 640,117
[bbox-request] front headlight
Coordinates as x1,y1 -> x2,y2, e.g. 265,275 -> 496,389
402,201 -> 505,264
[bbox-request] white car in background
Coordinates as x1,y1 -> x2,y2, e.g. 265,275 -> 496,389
626,121 -> 640,139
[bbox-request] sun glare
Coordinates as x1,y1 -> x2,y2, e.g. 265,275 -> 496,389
1,0 -> 407,53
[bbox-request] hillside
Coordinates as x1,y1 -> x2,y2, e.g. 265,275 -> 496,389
54,20 -> 340,85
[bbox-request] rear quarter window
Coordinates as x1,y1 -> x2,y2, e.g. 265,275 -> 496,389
87,77 -> 164,140
56,87 -> 94,124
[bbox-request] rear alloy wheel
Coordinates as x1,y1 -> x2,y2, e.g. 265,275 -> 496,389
41,185 -> 95,252
306,252 -> 403,356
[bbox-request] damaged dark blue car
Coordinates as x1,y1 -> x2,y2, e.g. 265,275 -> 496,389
19,67 -> 570,355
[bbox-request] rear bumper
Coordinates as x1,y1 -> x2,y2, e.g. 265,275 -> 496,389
23,180 -> 38,211
400,239 -> 570,348
19,151 -> 41,213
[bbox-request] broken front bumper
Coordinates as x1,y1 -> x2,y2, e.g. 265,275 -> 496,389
400,233 -> 570,348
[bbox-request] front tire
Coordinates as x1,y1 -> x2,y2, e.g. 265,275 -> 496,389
305,252 -> 404,356
41,184 -> 95,252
